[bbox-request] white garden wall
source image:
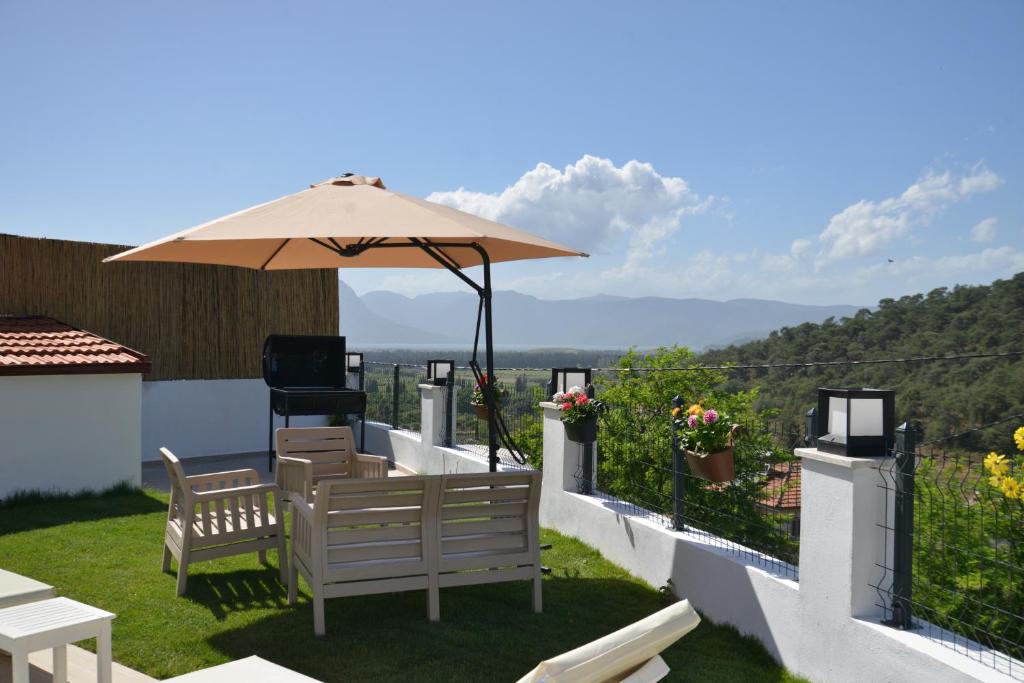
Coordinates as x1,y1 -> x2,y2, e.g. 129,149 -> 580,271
364,393 -> 1018,683
140,379 -> 327,461
0,373 -> 141,499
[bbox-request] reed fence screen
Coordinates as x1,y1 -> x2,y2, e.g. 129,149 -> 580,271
0,234 -> 338,380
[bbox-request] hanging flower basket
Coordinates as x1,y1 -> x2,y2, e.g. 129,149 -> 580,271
553,386 -> 604,444
470,373 -> 507,421
672,401 -> 739,483
684,446 -> 735,483
564,415 -> 598,443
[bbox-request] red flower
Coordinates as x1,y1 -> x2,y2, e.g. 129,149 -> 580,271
561,402 -> 573,411
576,395 -> 589,406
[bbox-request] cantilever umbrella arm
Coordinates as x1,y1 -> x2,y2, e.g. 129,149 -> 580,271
307,237 -> 503,471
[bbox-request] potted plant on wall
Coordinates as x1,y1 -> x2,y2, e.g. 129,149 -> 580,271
554,386 -> 604,443
673,401 -> 738,482
470,373 -> 508,420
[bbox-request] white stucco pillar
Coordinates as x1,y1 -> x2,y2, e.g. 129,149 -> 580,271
540,401 -> 578,495
796,447 -> 892,620
419,383 -> 455,450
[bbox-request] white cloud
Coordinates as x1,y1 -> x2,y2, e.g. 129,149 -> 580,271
426,155 -> 710,266
818,165 -> 1003,263
970,217 -> 997,243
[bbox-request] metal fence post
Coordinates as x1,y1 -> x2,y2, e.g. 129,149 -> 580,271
804,407 -> 817,447
443,369 -> 455,447
579,382 -> 596,495
889,421 -> 917,630
391,364 -> 401,429
671,395 -> 685,531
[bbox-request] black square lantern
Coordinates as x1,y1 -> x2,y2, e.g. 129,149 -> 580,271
815,388 -> 895,457
550,368 -> 592,396
427,359 -> 455,386
345,352 -> 363,374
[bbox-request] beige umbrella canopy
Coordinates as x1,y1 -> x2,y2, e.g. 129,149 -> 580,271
105,175 -> 587,269
107,173 -> 586,472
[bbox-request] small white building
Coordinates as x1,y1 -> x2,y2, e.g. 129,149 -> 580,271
0,316 -> 148,501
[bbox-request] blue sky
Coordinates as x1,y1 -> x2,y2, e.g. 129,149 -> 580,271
1,1 -> 1021,305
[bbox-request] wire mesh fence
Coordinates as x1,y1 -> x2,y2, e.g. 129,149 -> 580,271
584,398 -> 804,578
873,421 -> 1024,680
363,362 -> 422,432
451,367 -> 547,470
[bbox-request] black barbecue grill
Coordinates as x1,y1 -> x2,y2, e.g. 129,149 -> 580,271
263,334 -> 367,470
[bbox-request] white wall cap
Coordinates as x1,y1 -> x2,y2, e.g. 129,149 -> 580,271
795,447 -> 889,469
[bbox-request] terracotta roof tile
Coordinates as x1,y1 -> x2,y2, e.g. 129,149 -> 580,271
760,461 -> 801,510
0,316 -> 150,376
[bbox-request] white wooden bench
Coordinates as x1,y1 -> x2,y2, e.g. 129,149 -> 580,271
275,427 -> 389,503
289,470 -> 542,635
161,448 -> 288,596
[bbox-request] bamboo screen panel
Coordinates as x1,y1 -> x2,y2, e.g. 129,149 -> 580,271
0,234 -> 339,380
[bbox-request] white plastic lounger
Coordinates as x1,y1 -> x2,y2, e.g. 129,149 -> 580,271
517,599 -> 701,683
164,655 -> 323,682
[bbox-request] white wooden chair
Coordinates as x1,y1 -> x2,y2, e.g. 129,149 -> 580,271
161,448 -> 288,596
289,475 -> 440,636
289,471 -> 543,635
275,426 -> 389,502
437,471 -> 543,615
516,600 -> 701,683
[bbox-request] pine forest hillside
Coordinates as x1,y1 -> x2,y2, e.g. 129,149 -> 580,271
697,273 -> 1024,452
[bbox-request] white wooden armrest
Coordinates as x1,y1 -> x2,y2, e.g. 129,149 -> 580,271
186,468 -> 261,489
354,453 -> 389,478
290,494 -> 316,567
191,482 -> 279,501
291,494 -> 314,521
276,457 -> 314,499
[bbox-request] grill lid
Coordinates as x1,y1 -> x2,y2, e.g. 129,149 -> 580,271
262,335 -> 346,388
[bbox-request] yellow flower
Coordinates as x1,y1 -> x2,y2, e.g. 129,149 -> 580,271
984,452 -> 1010,476
1015,426 -> 1024,452
1000,477 -> 1021,500
989,475 -> 1004,488
687,403 -> 704,417
671,407 -> 682,417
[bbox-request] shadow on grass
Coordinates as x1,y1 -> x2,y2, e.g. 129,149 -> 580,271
182,567 -> 290,621
203,574 -> 794,683
0,484 -> 166,535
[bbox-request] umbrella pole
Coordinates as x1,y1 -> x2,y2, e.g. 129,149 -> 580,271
481,252 -> 498,473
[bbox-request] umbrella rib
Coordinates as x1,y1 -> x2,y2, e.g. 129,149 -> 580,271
432,244 -> 463,270
417,238 -> 463,271
260,238 -> 291,270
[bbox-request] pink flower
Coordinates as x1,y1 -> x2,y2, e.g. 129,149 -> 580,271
576,395 -> 589,406
561,402 -> 573,411
687,414 -> 699,428
703,409 -> 718,424
552,392 -> 564,402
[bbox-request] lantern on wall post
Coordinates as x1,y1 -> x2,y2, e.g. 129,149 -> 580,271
815,388 -> 895,457
345,352 -> 363,375
427,359 -> 455,386
548,368 -> 592,398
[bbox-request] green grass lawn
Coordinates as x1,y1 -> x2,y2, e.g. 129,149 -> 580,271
0,488 -> 806,682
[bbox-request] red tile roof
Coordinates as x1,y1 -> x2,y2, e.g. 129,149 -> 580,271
0,316 -> 150,376
760,461 -> 801,510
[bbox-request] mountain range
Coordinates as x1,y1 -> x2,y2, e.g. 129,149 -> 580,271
339,279 -> 863,349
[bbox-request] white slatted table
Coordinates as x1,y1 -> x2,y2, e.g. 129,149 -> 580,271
0,597 -> 114,683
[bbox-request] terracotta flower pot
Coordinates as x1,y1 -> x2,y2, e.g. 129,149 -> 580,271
564,416 -> 598,443
685,446 -> 735,483
472,402 -> 491,420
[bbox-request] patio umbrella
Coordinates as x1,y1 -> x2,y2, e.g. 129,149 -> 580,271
106,174 -> 588,470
